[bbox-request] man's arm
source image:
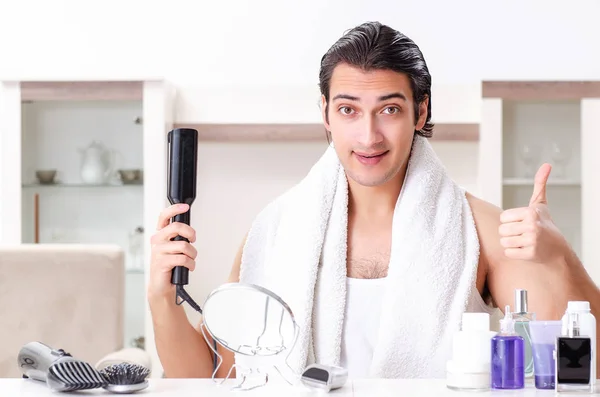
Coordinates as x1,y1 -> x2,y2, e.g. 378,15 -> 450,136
467,165 -> 600,369
150,224 -> 245,378
469,194 -> 598,319
192,233 -> 247,379
150,293 -> 216,378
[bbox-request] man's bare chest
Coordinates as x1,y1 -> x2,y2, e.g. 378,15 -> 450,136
346,236 -> 391,279
346,213 -> 393,279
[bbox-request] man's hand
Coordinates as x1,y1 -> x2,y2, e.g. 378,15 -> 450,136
498,163 -> 569,263
149,204 -> 198,301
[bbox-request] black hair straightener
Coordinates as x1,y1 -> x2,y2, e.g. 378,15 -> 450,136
167,128 -> 203,313
167,128 -> 219,370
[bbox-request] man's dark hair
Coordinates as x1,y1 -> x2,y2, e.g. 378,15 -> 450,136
319,21 -> 434,139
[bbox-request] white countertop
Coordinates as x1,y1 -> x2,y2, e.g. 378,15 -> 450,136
2,378 -> 598,396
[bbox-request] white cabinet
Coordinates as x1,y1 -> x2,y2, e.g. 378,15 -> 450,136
0,79 -> 174,355
479,81 -> 600,284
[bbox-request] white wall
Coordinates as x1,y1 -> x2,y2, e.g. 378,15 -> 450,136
1,0 -> 600,85
1,0 -> 599,124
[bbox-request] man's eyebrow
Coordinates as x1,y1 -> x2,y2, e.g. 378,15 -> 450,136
378,92 -> 407,102
332,94 -> 359,101
331,92 -> 407,102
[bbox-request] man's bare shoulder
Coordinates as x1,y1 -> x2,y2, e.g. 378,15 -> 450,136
465,192 -> 505,260
465,192 -> 503,226
464,192 -> 503,303
465,191 -> 521,276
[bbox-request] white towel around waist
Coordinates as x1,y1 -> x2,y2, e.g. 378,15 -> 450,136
238,135 -> 482,378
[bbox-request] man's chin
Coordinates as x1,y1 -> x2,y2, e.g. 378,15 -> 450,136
346,171 -> 394,188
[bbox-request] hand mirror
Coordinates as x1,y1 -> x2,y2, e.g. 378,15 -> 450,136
200,282 -> 300,391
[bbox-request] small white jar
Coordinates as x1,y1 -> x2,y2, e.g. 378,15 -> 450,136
446,312 -> 496,391
446,361 -> 491,391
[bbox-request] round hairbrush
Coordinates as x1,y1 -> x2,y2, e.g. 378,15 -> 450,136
99,362 -> 150,394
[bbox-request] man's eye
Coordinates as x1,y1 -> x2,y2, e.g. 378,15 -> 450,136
339,106 -> 354,115
383,106 -> 400,114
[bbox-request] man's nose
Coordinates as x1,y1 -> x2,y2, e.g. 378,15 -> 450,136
356,116 -> 383,147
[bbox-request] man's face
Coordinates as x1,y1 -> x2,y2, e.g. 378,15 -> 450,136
321,63 -> 428,187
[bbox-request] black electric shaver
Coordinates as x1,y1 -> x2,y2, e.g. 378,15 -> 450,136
167,128 -> 198,287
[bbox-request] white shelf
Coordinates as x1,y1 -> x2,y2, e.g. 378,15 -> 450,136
503,178 -> 580,186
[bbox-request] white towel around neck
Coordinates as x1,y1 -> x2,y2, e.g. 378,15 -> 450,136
238,135 -> 481,378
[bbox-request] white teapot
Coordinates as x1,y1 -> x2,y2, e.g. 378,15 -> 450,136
79,141 -> 115,185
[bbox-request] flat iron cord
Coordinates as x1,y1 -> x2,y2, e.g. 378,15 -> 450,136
175,285 -> 202,314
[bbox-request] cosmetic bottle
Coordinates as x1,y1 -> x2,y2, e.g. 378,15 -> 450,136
561,301 -> 596,386
556,311 -> 593,393
512,289 -> 536,378
446,312 -> 496,391
491,305 -> 525,389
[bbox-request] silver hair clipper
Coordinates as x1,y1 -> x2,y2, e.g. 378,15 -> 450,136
18,341 -> 107,392
18,341 -> 75,381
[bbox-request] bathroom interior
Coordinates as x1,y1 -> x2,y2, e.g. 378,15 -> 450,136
1,0 -> 600,395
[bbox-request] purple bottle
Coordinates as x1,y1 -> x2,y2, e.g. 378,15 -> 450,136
491,305 -> 525,389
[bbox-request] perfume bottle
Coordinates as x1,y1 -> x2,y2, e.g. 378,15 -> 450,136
491,305 -> 525,389
561,301 -> 596,386
556,312 -> 593,393
512,289 -> 536,378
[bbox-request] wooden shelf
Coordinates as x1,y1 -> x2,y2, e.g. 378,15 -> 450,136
482,81 -> 600,100
20,81 -> 144,101
173,122 -> 480,142
22,183 -> 143,188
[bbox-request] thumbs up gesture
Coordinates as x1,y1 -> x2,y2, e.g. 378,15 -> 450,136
499,164 -> 568,263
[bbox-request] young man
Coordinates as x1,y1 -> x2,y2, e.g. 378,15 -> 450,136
148,22 -> 600,379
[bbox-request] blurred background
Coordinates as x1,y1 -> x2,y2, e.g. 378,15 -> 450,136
1,0 -> 599,378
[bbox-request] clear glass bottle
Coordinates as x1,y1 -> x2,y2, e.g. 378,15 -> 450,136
491,305 -> 525,389
556,312 -> 593,393
512,289 -> 536,378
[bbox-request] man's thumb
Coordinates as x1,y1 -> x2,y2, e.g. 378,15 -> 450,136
529,163 -> 552,206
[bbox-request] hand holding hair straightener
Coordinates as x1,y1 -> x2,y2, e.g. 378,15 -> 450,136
147,128 -> 203,313
166,128 -> 203,312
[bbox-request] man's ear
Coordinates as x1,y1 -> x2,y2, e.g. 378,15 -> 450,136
320,95 -> 331,131
415,96 -> 429,131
